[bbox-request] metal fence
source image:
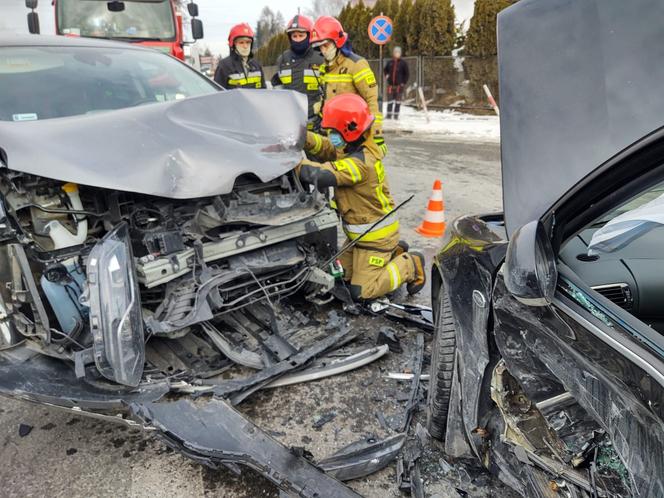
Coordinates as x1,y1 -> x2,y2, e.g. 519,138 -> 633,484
263,55 -> 498,115
368,56 -> 499,114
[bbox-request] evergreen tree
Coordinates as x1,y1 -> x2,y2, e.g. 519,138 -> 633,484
407,0 -> 425,54
255,7 -> 285,49
465,0 -> 515,57
394,0 -> 412,52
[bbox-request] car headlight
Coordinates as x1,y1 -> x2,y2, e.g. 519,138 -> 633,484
87,222 -> 144,387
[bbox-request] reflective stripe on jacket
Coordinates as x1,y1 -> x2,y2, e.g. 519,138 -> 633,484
302,131 -> 397,244
214,53 -> 265,90
320,52 -> 385,154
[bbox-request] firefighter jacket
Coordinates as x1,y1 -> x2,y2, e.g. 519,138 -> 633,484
384,58 -> 410,87
320,52 -> 386,155
272,47 -> 324,121
214,52 -> 265,90
301,131 -> 398,245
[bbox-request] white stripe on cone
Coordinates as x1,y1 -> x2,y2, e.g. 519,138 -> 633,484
430,190 -> 444,201
424,210 -> 446,223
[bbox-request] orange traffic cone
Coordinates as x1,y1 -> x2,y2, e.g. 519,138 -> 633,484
416,180 -> 446,237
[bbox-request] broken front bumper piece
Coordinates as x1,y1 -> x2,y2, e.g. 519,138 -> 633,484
131,398 -> 361,498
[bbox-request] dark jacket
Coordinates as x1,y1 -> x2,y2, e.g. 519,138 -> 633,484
272,47 -> 324,119
214,52 -> 265,90
384,58 -> 409,87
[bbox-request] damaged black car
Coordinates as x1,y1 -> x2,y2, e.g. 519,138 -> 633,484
427,0 -> 664,497
0,35 -> 368,497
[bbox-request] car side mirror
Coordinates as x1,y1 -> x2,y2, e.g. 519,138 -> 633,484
504,220 -> 557,306
25,0 -> 38,9
27,12 -> 40,34
187,2 -> 199,17
191,18 -> 204,40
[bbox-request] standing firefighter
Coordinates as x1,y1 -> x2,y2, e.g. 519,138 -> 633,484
384,46 -> 409,120
272,15 -> 324,130
311,16 -> 387,156
214,23 -> 265,90
299,94 -> 425,301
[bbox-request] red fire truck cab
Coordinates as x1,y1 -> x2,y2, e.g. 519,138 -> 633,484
26,0 -> 203,61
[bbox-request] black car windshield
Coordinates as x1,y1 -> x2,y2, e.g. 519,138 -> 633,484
57,0 -> 176,41
0,46 -> 219,122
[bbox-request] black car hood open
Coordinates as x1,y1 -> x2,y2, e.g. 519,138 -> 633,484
0,90 -> 307,199
498,0 -> 664,236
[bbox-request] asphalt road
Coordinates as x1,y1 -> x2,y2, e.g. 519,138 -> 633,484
0,134 -> 504,498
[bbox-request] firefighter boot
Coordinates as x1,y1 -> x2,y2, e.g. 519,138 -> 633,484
406,252 -> 426,295
395,240 -> 410,257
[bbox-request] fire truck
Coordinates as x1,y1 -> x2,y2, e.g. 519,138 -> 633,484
25,0 -> 204,61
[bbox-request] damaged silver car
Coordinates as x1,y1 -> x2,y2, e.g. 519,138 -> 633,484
0,35 -> 364,497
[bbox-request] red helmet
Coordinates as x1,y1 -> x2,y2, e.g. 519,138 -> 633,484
311,16 -> 347,48
286,15 -> 314,34
321,94 -> 374,143
228,23 -> 254,48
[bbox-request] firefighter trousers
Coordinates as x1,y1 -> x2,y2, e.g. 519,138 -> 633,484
338,236 -> 416,301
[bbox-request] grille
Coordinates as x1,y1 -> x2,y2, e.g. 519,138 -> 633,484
592,283 -> 633,310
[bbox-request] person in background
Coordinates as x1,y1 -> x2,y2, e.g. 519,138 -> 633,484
384,46 -> 409,120
310,16 -> 387,157
214,23 -> 265,90
272,15 -> 324,130
298,94 -> 425,301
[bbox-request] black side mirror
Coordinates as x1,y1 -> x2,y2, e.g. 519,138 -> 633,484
107,1 -> 125,12
27,12 -> 40,34
504,220 -> 557,306
191,18 -> 204,40
25,0 -> 38,9
187,2 -> 199,18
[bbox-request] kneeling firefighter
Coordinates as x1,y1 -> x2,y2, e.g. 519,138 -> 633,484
298,94 -> 426,301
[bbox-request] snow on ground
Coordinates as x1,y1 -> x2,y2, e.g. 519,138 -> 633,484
383,106 -> 501,143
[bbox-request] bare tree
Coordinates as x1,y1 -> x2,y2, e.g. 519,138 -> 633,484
306,0 -> 347,18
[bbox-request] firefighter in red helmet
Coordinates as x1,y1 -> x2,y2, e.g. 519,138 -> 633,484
214,23 -> 265,89
298,94 -> 425,301
272,15 -> 324,130
310,16 -> 387,157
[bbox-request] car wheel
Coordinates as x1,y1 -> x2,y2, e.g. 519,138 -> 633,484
427,288 -> 457,440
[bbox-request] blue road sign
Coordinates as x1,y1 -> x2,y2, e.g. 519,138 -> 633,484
368,16 -> 393,45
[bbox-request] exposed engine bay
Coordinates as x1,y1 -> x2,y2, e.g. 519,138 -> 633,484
0,169 -> 338,386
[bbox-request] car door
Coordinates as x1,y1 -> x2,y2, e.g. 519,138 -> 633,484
492,134 -> 664,497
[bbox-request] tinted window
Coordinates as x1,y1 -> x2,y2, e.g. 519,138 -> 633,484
57,0 -> 176,41
0,46 -> 219,122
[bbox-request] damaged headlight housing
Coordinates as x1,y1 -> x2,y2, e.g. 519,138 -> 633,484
87,222 -> 145,386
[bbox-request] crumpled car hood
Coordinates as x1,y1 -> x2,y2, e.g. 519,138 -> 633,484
0,89 -> 307,199
498,0 -> 664,236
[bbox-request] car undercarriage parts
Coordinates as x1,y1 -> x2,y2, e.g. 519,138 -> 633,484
263,345 -> 389,389
130,398 -> 361,498
368,300 -> 434,332
318,433 -> 406,481
401,333 -> 424,433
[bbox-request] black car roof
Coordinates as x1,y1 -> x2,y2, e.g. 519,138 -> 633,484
0,33 -> 151,51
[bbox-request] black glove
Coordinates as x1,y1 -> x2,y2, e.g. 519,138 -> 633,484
299,164 -> 337,192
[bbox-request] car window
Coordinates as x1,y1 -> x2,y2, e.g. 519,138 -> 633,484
57,0 -> 176,41
559,180 -> 664,334
0,46 -> 219,122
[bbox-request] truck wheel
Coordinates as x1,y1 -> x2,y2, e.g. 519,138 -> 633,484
426,289 -> 457,440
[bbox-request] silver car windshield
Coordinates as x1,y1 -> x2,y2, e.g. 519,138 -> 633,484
57,0 -> 176,41
0,46 -> 219,122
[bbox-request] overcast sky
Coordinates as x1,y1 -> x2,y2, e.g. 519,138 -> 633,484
0,0 -> 475,57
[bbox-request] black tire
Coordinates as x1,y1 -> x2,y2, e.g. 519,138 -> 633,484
426,289 -> 457,440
